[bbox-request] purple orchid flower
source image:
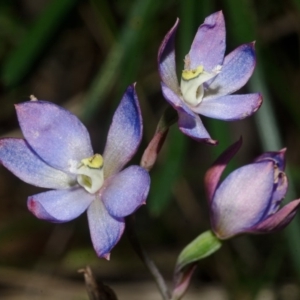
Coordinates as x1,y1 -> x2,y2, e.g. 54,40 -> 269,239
158,11 -> 262,144
0,84 -> 150,259
205,138 -> 300,239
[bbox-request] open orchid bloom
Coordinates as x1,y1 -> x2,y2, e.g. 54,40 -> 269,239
205,139 -> 300,239
0,85 -> 150,259
158,11 -> 262,144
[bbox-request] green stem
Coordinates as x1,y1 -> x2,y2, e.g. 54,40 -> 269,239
125,215 -> 171,300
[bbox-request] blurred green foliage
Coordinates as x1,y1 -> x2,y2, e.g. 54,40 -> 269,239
0,0 -> 300,299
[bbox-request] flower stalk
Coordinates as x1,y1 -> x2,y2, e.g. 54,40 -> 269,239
125,215 -> 171,300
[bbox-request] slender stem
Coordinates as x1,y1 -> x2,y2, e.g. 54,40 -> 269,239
125,215 -> 171,300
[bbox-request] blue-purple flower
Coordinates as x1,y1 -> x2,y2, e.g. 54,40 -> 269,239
0,84 -> 150,259
205,139 -> 300,238
158,11 -> 262,144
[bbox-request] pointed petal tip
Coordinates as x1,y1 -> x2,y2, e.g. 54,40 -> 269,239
206,138 -> 218,146
215,10 -> 224,17
172,18 -> 180,28
101,252 -> 111,260
27,197 -> 36,214
207,10 -> 225,25
158,18 -> 180,62
254,148 -> 287,171
103,84 -> 143,177
254,93 -> 263,111
126,83 -> 137,96
279,148 -> 287,156
206,10 -> 224,21
131,82 -> 137,89
278,148 -> 287,167
27,196 -> 55,222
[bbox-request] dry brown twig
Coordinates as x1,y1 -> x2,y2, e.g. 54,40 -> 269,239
78,266 -> 118,300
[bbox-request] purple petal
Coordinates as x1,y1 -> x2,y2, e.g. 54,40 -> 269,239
250,200 -> 300,233
253,149 -> 288,214
0,138 -> 74,189
204,138 -> 242,204
16,101 -> 93,172
265,173 -> 288,215
28,187 -> 94,223
178,108 -> 217,144
205,43 -> 256,99
103,84 -> 143,178
211,161 -> 275,239
195,93 -> 262,120
87,199 -> 125,259
161,82 -> 194,117
158,19 -> 180,93
188,11 -> 226,71
102,166 -> 150,218
254,148 -> 286,171
161,82 -> 215,143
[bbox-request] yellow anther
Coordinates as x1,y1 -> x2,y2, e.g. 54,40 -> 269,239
81,154 -> 103,169
182,65 -> 204,81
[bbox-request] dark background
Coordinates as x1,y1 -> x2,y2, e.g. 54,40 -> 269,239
0,0 -> 300,299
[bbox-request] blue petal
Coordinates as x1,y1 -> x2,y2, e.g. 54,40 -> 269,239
188,11 -> 226,72
178,108 -> 217,144
161,83 -> 217,144
196,93 -> 262,120
161,82 -> 194,116
103,84 -> 143,178
16,101 -> 93,172
158,19 -> 180,93
211,161 -> 274,239
87,199 -> 125,259
264,172 -> 288,216
254,149 -> 286,171
205,43 -> 256,99
102,166 -> 150,218
0,138 -> 74,189
28,187 -> 94,223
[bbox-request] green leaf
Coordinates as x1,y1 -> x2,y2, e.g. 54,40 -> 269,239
82,0 -> 161,121
176,230 -> 222,272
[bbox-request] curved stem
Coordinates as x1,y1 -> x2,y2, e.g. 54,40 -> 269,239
125,215 -> 171,300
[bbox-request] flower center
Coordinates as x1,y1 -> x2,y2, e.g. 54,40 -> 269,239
76,154 -> 104,194
180,65 -> 221,106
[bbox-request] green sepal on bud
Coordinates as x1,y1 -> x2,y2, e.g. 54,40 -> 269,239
172,230 -> 222,300
176,230 -> 222,272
